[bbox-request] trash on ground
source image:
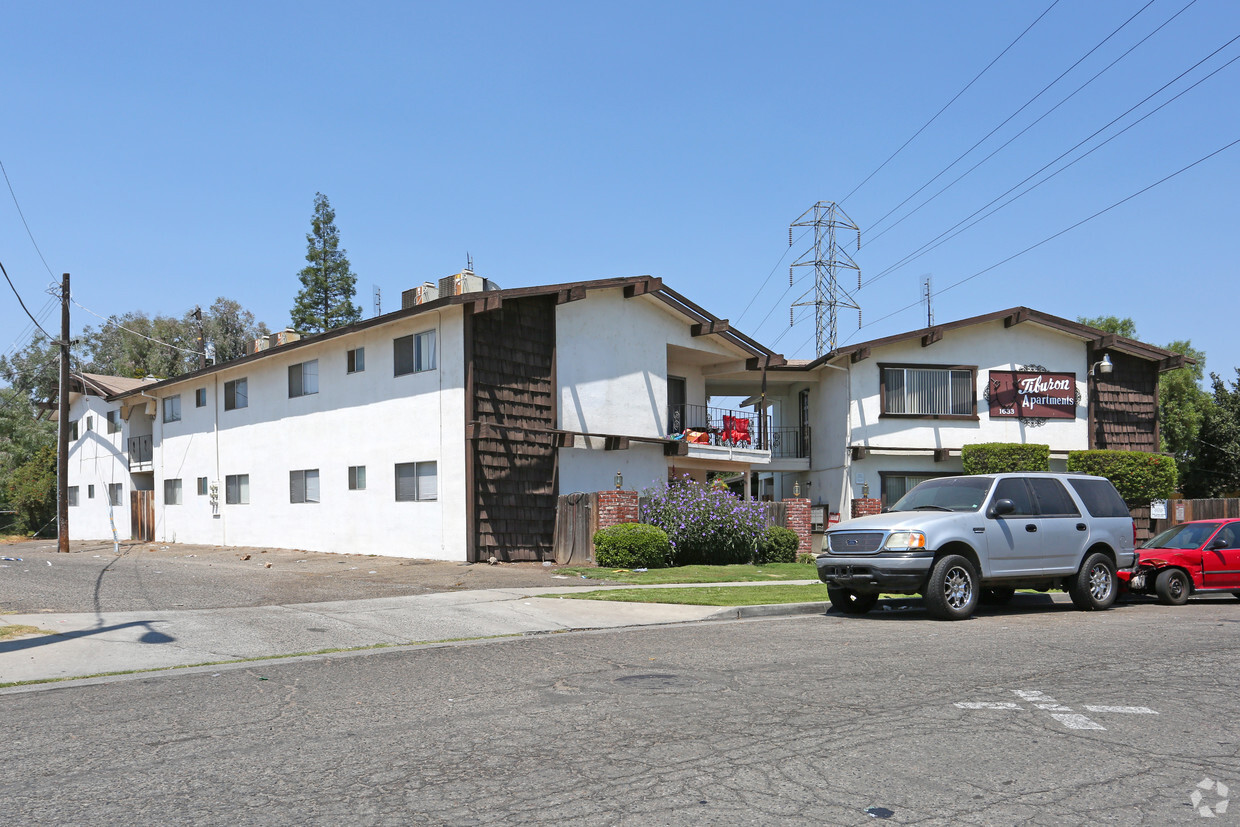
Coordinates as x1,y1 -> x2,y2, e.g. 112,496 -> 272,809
542,561 -> 552,567
634,568 -> 648,572
1,557 -> 21,562
553,575 -> 569,579
46,561 -> 51,566
264,562 -> 272,568
368,570 -> 377,574
240,554 -> 251,561
866,806 -> 895,819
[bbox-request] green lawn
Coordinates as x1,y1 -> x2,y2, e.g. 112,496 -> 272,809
542,583 -> 831,606
555,562 -> 817,585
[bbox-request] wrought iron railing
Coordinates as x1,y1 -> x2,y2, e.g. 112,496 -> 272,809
128,434 -> 153,467
768,426 -> 811,460
667,404 -> 774,449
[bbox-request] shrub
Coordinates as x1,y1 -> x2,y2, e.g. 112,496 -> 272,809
641,476 -> 769,566
593,522 -> 672,569
1066,449 -> 1177,506
755,525 -> 800,564
961,443 -> 1050,474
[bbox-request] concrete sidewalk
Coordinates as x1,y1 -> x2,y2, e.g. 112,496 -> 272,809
0,584 -> 828,687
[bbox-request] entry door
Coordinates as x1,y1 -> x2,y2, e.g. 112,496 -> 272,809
667,376 -> 686,434
985,478 -> 1043,577
130,490 -> 154,542
1202,523 -> 1240,589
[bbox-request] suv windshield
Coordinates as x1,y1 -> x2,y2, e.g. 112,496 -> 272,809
1142,522 -> 1222,550
890,477 -> 993,513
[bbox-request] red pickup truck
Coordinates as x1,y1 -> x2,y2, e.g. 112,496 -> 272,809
1121,518 -> 1240,605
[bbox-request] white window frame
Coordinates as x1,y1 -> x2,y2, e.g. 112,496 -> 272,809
395,461 -> 437,502
163,395 -> 182,423
224,378 -> 248,411
394,330 -> 436,376
108,483 -> 123,507
164,478 -> 183,505
347,347 -> 365,374
289,469 -> 321,504
288,360 -> 319,398
225,474 -> 249,505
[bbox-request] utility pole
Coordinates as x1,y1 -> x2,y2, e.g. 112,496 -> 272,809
57,272 -> 69,553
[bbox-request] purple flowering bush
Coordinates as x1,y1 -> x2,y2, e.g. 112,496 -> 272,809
641,475 -> 769,565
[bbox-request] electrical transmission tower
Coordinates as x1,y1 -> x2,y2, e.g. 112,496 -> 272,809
788,201 -> 862,357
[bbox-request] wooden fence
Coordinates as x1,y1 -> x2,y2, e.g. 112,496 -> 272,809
1147,498 -> 1240,539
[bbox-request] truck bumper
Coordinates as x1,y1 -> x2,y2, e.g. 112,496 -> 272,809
815,552 -> 934,593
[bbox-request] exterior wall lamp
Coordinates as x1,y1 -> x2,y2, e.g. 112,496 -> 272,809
614,471 -> 623,490
1089,353 -> 1113,377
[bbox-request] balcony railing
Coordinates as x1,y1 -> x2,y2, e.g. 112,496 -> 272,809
667,405 -> 811,459
768,426 -> 811,460
128,434 -> 153,468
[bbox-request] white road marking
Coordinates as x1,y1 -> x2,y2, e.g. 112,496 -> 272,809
1083,705 -> 1158,715
1035,703 -> 1074,712
1050,713 -> 1106,731
954,702 -> 1023,710
1013,690 -> 1052,701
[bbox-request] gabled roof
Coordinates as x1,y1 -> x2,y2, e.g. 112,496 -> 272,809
784,306 -> 1188,372
73,372 -> 157,396
100,275 -> 785,401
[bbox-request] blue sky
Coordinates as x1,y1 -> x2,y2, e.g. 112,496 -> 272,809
2,1 -> 1237,380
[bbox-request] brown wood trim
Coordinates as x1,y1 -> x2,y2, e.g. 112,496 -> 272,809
746,354 -> 788,370
604,436 -> 630,450
555,285 -> 587,305
850,347 -> 870,363
623,277 -> 662,298
469,294 -> 503,315
1003,309 -> 1028,328
664,441 -> 688,456
920,328 -> 943,347
1092,334 -> 1117,351
851,445 -> 868,460
880,412 -> 980,422
1159,354 -> 1186,371
463,310 -> 477,563
691,320 -> 730,337
934,448 -> 952,462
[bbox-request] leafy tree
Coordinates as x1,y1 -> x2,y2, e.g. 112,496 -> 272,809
1159,340 -> 1211,480
1181,370 -> 1240,498
80,310 -> 194,378
290,192 -> 361,333
1077,315 -> 1139,339
2,442 -> 56,535
0,334 -> 60,404
201,297 -> 270,364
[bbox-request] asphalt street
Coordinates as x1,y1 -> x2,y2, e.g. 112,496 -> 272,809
4,597 -> 1238,825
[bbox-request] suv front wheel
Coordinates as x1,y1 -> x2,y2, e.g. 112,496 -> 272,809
1068,552 -> 1117,611
924,555 -> 979,620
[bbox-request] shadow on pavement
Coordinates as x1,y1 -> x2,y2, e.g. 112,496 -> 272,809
0,620 -> 175,654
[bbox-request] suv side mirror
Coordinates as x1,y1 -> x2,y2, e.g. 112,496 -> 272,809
989,498 -> 1015,517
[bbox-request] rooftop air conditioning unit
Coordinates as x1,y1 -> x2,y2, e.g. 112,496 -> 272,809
438,270 -> 500,297
402,282 -> 440,309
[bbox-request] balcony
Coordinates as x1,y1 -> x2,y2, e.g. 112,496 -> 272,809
667,404 -> 811,465
128,434 -> 153,470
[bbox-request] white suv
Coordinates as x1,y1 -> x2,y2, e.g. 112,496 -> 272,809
817,473 -> 1135,620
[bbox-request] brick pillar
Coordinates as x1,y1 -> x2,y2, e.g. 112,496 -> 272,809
850,498 -> 881,519
783,497 -> 811,554
595,490 -> 640,529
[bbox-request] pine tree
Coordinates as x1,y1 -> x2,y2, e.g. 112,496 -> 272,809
290,193 -> 361,332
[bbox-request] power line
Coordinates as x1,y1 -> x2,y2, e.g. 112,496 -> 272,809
791,135 -> 1240,357
840,0 -> 1060,206
0,159 -> 56,280
863,27 -> 1239,290
865,0 -> 1159,240
858,0 -> 1195,255
734,227 -> 810,326
70,296 -> 206,357
0,258 -> 54,342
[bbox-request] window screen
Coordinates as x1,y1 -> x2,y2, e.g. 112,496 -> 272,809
289,469 -> 320,503
289,360 -> 319,397
164,478 -> 183,505
395,461 -> 437,501
883,367 -> 973,416
225,378 -> 248,410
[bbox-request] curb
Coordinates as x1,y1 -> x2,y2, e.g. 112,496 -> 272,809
705,601 -> 830,620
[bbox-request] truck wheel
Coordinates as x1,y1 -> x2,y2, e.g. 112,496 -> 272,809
980,587 -> 1016,605
924,555 -> 979,620
1154,568 -> 1190,606
1068,552 -> 1117,611
827,588 -> 878,615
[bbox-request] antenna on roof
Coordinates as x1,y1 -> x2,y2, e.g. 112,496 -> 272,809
466,252 -> 474,274
373,285 -> 381,317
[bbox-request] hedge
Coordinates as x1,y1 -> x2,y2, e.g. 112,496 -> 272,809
593,522 -> 672,569
754,525 -> 800,564
1066,450 -> 1177,506
961,443 -> 1050,474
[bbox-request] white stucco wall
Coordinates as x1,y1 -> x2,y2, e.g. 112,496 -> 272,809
64,396 -> 133,540
69,310 -> 468,560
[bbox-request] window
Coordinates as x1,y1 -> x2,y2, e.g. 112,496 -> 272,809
1028,478 -> 1080,517
880,473 -> 947,508
347,347 -> 365,374
67,486 -> 79,507
991,478 -> 1035,516
195,388 -> 207,408
85,415 -> 94,432
106,410 -> 121,434
348,465 -> 366,490
164,478 -> 183,505
163,395 -> 181,423
289,469 -> 320,504
225,474 -> 249,504
224,378 -> 248,410
288,360 -> 319,397
1068,478 -> 1129,518
69,420 -> 79,440
395,461 -> 437,501
108,483 -> 123,507
88,484 -> 95,499
394,330 -> 436,376
197,477 -> 208,496
881,365 -> 975,418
